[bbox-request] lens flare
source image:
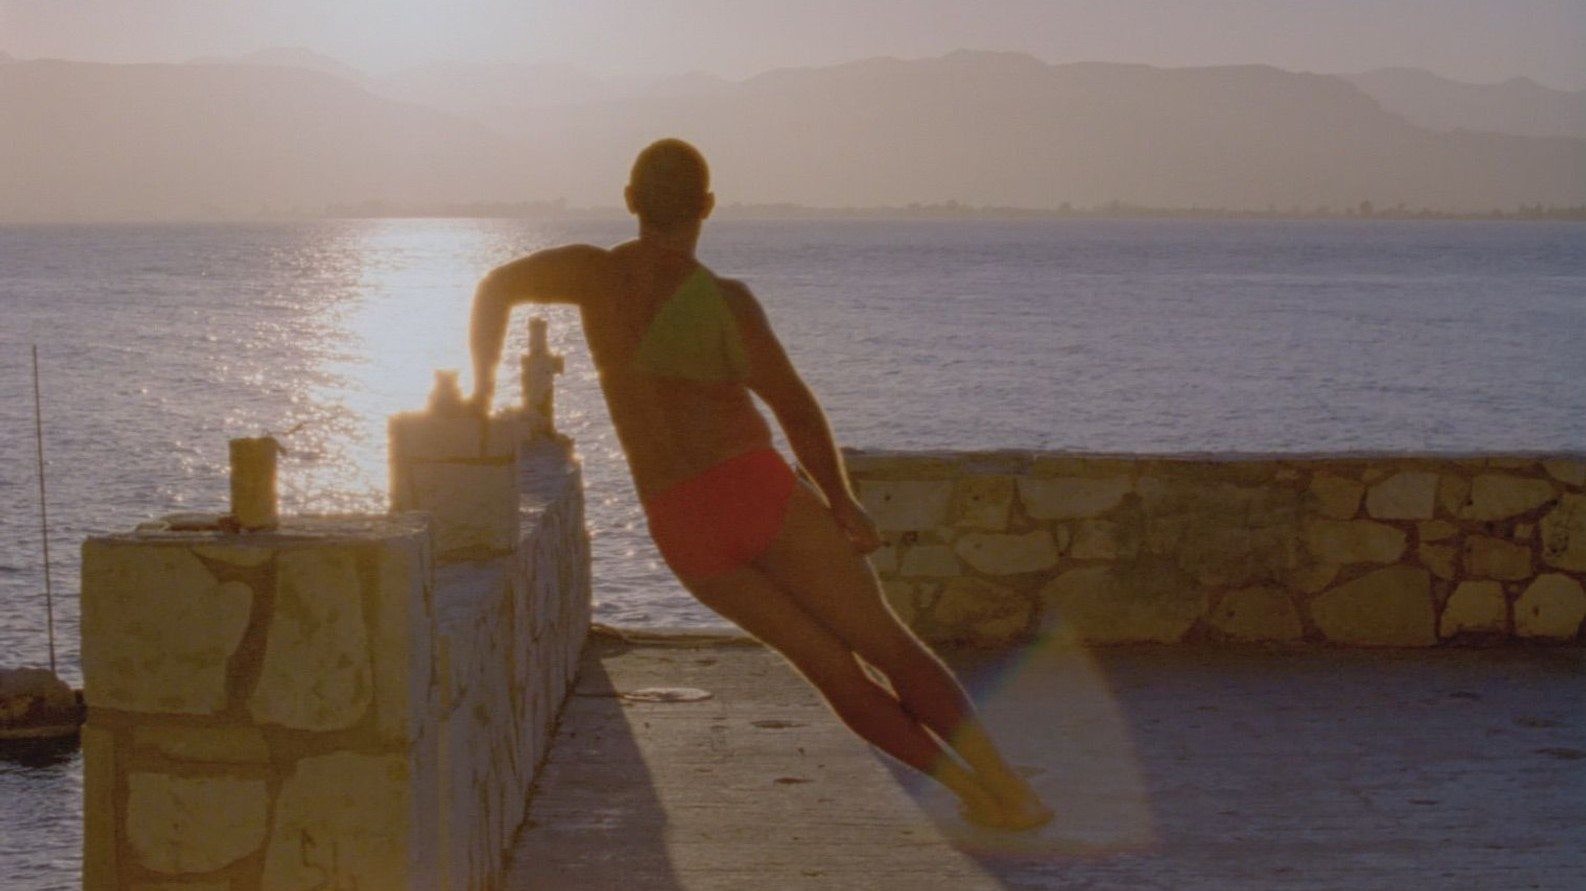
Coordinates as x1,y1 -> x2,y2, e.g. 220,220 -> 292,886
901,626 -> 1157,859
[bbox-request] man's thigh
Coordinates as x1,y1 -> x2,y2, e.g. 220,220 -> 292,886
755,485 -> 917,656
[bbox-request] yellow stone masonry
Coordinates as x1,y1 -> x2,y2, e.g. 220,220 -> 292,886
845,450 -> 1586,648
81,426 -> 592,891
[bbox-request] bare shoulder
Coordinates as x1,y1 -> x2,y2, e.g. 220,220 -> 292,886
485,243 -> 614,305
715,275 -> 771,328
715,275 -> 802,393
530,242 -> 615,287
547,242 -> 612,265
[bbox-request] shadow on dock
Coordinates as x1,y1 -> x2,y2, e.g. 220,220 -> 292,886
506,649 -> 688,889
508,635 -> 1586,890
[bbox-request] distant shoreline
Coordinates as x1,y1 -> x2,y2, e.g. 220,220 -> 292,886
324,199 -> 1586,223
6,202 -> 1585,225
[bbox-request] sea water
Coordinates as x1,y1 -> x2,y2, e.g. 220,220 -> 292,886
2,217 -> 1584,887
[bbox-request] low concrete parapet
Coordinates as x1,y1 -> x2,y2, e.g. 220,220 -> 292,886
80,419 -> 591,889
80,514 -> 441,889
431,438 -> 591,891
847,450 -> 1586,647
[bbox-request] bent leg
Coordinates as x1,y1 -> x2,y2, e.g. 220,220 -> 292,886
754,484 -> 1052,829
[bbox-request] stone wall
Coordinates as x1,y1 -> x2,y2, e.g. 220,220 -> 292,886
847,451 -> 1586,648
80,515 -> 441,890
80,419 -> 591,890
428,437 -> 591,891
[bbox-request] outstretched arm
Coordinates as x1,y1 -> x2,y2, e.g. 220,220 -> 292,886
730,283 -> 881,553
468,244 -> 605,409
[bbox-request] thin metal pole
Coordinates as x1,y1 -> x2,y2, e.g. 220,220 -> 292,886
32,345 -> 57,676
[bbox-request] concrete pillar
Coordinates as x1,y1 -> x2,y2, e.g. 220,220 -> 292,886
228,437 -> 280,531
520,316 -> 564,438
389,412 -> 521,560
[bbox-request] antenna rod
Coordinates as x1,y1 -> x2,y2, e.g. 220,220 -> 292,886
32,345 -> 56,676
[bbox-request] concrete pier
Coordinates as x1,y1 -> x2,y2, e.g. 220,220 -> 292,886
506,633 -> 1585,891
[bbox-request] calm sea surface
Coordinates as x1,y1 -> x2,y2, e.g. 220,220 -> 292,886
3,218 -> 1584,887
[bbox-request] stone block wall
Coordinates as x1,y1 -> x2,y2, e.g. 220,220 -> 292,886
81,515 -> 441,890
432,439 -> 591,891
80,420 -> 592,890
847,451 -> 1586,648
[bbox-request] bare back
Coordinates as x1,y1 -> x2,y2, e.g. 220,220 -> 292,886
580,240 -> 773,497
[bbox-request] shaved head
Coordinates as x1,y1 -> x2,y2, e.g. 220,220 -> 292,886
628,139 -> 712,231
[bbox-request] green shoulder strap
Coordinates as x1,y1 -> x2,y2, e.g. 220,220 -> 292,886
633,267 -> 749,382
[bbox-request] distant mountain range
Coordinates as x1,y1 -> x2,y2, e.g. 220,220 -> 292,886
1342,68 -> 1585,140
361,51 -> 1586,142
0,49 -> 1581,220
0,60 -> 523,219
185,47 -> 369,86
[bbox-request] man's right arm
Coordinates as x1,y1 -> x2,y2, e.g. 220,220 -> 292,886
469,244 -> 606,409
730,282 -> 882,553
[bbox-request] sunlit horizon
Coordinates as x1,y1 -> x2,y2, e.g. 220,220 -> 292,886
2,0 -> 1583,90
2,1 -> 1581,219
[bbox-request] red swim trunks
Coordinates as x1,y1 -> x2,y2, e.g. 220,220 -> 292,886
643,449 -> 797,580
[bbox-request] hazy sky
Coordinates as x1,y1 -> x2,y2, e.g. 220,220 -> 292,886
3,0 -> 1584,89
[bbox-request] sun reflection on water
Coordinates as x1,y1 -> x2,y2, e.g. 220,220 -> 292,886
218,217 -> 685,626
279,218 -> 570,515
280,218 -> 507,513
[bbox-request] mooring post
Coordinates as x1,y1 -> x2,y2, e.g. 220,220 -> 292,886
229,436 -> 280,531
521,316 -> 564,438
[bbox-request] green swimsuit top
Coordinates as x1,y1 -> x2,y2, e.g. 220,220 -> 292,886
632,266 -> 749,383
